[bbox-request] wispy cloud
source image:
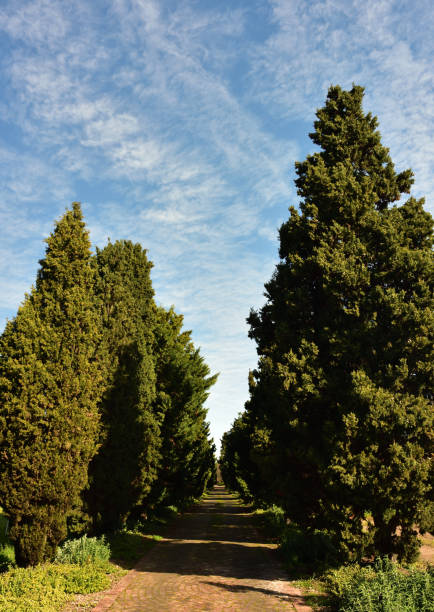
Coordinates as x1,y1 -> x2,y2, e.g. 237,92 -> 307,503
248,0 -> 434,208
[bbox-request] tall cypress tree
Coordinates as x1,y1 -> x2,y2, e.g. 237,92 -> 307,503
247,86 -> 433,561
147,306 -> 217,511
0,203 -> 104,566
220,413 -> 255,503
220,372 -> 275,506
87,240 -> 160,532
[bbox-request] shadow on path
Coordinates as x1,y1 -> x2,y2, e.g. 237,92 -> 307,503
203,579 -> 295,600
134,539 -> 283,581
92,485 -> 312,611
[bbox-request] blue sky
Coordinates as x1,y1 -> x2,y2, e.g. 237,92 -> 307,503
1,0 -> 433,451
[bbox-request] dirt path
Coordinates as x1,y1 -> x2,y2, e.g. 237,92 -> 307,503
92,486 -> 311,611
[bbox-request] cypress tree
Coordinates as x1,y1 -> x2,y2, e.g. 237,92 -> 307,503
87,240 -> 160,532
220,414 -> 255,502
247,86 -> 433,561
220,373 -> 276,506
0,203 -> 103,566
148,306 -> 217,510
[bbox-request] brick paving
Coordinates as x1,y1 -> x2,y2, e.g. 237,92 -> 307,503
92,486 -> 312,611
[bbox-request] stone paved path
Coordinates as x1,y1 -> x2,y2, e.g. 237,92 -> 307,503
93,486 -> 311,611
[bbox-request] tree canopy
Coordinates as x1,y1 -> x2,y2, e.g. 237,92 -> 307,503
0,210 -> 217,566
86,240 -> 160,532
0,203 -> 104,565
222,85 -> 434,562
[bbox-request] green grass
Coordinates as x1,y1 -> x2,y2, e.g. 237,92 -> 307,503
0,543 -> 15,573
293,577 -> 330,610
293,561 -> 434,612
0,527 -> 125,611
132,504 -> 179,535
325,558 -> 434,612
0,524 -> 169,610
254,506 -> 286,539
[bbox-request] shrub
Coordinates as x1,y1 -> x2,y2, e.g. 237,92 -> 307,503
255,505 -> 286,538
0,564 -> 68,612
0,544 -> 16,573
0,558 -> 120,612
55,535 -> 110,565
279,525 -> 339,572
61,563 -> 112,594
255,505 -> 339,572
0,509 -> 15,572
326,557 -> 434,611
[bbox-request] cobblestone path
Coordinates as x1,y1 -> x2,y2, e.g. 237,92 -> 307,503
93,486 -> 311,611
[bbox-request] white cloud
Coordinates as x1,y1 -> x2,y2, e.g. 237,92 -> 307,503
0,0 -> 70,48
248,0 -> 434,212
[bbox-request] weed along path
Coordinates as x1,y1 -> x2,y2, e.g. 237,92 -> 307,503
92,486 -> 311,611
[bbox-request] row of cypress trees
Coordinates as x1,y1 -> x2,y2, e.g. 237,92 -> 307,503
220,85 -> 433,564
0,203 -> 217,566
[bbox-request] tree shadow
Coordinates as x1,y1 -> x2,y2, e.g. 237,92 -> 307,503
133,538 -> 288,582
163,513 -> 265,543
107,531 -> 160,570
202,579 -> 299,603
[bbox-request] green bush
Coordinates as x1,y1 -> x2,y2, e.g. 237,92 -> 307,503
256,505 -> 286,538
0,564 -> 69,612
0,509 -> 15,572
55,535 -> 110,565
326,557 -> 434,611
131,504 -> 179,534
0,543 -> 15,572
279,525 -> 339,572
61,563 -> 112,594
255,505 -> 339,572
325,563 -> 376,601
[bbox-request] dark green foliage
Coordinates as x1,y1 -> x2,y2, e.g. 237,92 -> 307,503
0,203 -> 104,566
220,373 -> 289,508
220,412 -> 257,503
86,240 -> 160,532
0,510 -> 15,572
107,530 -> 160,569
146,306 -> 217,511
256,505 -> 339,573
279,526 -> 338,573
228,85 -> 433,562
208,456 -> 218,489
